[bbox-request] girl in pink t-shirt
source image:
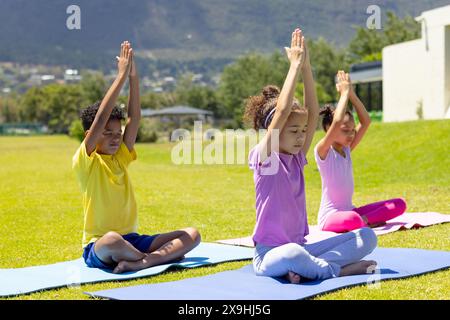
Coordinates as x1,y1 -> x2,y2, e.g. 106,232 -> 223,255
315,71 -> 407,233
244,29 -> 378,284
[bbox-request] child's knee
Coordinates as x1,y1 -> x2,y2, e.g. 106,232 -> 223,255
183,227 -> 201,244
342,213 -> 366,230
323,212 -> 365,232
282,243 -> 307,262
190,227 -> 202,245
358,227 -> 378,253
100,231 -> 125,250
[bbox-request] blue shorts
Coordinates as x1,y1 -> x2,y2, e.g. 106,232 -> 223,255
82,232 -> 159,269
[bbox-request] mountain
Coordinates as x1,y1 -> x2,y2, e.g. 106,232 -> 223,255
0,0 -> 449,70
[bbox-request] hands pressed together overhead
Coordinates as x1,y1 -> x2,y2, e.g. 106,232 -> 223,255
335,70 -> 352,95
116,41 -> 135,78
285,28 -> 307,69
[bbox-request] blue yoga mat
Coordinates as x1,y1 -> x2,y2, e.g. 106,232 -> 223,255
0,243 -> 253,298
86,248 -> 450,300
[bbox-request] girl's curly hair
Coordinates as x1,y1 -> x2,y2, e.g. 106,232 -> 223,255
243,85 -> 306,130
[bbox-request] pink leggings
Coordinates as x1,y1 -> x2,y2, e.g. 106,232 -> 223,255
322,198 -> 407,233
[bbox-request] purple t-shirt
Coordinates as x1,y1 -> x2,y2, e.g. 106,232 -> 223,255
248,145 -> 309,246
314,145 -> 355,227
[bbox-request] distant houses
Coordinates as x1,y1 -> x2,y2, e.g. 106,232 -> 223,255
142,105 -> 214,126
0,63 -> 84,90
64,69 -> 82,83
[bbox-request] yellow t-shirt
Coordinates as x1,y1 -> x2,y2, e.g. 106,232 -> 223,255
72,141 -> 138,248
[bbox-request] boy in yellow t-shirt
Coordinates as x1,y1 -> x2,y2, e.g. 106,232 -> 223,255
73,41 -> 200,274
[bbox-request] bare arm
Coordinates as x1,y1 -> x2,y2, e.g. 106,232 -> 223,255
259,28 -> 305,163
123,49 -> 141,152
316,71 -> 350,160
300,41 -> 319,156
84,41 -> 132,155
349,88 -> 371,151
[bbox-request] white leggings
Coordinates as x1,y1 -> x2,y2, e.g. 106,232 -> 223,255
253,227 -> 377,280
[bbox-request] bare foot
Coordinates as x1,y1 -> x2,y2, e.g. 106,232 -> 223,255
285,271 -> 301,284
113,259 -> 148,274
340,260 -> 377,277
113,255 -> 186,274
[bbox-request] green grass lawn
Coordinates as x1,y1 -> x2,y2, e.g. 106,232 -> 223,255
0,120 -> 449,300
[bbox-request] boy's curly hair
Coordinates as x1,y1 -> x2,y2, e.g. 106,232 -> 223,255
80,101 -> 125,131
243,85 -> 306,130
319,104 -> 354,132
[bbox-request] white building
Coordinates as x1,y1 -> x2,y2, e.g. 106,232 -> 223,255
382,5 -> 450,122
64,69 -> 82,82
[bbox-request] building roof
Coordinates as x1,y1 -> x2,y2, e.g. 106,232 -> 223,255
416,4 -> 450,28
349,60 -> 382,84
141,105 -> 213,117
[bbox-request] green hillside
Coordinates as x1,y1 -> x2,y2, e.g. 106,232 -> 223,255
0,0 -> 449,69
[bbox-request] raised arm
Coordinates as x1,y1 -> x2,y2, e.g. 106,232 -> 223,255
300,41 -> 319,156
123,46 -> 141,152
259,28 -> 305,163
84,41 -> 132,155
316,71 -> 351,160
349,86 -> 371,151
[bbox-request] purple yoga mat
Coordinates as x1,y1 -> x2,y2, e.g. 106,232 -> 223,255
216,212 -> 450,247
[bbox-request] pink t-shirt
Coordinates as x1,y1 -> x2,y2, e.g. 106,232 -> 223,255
248,145 -> 309,247
314,145 -> 355,227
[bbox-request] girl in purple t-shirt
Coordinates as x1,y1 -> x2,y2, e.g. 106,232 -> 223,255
314,71 -> 407,233
244,29 -> 378,284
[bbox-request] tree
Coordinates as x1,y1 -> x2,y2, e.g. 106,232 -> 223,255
347,11 -> 421,63
175,73 -> 221,116
0,94 -> 21,123
19,87 -> 47,123
307,38 -> 348,102
20,84 -> 86,133
217,43 -> 347,126
79,72 -> 107,103
44,84 -> 85,133
139,91 -> 177,110
295,82 -> 332,108
218,51 -> 288,126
